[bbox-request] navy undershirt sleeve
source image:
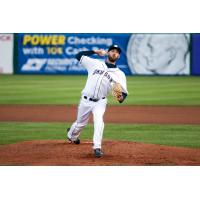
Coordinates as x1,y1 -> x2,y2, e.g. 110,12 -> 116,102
75,50 -> 96,61
119,92 -> 128,103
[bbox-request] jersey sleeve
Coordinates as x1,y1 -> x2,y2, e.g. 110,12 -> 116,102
79,56 -> 98,71
117,72 -> 128,95
122,73 -> 128,94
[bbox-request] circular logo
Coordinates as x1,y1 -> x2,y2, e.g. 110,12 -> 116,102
126,34 -> 190,75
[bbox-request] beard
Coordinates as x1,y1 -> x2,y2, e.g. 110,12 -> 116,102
108,54 -> 119,63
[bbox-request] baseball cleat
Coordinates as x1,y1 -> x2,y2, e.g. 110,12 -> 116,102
67,128 -> 80,144
94,148 -> 103,158
68,137 -> 80,144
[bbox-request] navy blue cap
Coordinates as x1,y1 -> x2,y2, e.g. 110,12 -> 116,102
108,45 -> 121,54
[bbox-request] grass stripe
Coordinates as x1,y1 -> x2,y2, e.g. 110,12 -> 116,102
0,122 -> 200,148
0,75 -> 200,105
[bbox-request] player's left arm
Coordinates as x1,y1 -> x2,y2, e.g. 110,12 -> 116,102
111,81 -> 128,103
118,74 -> 128,103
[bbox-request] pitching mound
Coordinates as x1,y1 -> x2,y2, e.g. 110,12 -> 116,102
0,140 -> 200,166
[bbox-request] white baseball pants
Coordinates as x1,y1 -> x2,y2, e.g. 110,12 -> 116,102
67,95 -> 107,149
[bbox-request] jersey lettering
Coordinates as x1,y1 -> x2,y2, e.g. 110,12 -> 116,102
93,69 -> 104,75
104,72 -> 113,83
93,69 -> 113,83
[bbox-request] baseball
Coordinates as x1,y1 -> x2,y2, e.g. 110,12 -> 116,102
101,50 -> 107,55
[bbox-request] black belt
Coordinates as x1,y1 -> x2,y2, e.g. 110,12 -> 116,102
84,96 -> 105,102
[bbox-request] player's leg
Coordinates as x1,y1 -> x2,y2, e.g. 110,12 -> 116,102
67,97 -> 92,141
92,98 -> 107,151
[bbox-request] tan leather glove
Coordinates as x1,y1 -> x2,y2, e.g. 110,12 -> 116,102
112,82 -> 123,101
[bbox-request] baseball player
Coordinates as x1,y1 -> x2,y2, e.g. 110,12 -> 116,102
67,45 -> 128,158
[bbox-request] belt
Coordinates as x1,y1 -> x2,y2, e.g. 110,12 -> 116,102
84,96 -> 105,102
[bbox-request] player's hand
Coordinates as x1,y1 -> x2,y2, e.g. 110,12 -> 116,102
94,49 -> 107,56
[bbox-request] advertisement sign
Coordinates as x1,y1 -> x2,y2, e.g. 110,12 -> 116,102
0,34 -> 14,74
17,33 -> 131,75
17,33 -> 190,75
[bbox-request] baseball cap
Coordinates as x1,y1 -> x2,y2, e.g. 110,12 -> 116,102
108,45 -> 121,54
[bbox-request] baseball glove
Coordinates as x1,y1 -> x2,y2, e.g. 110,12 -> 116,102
112,82 -> 123,101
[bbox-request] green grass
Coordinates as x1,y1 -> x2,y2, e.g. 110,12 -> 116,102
0,75 -> 200,105
0,122 -> 200,148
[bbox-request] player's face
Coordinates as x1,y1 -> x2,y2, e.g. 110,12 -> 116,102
108,49 -> 120,63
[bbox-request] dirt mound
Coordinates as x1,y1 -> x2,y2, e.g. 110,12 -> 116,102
0,140 -> 200,166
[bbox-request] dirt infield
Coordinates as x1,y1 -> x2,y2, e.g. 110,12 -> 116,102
0,105 -> 200,165
0,140 -> 200,166
1,105 -> 200,124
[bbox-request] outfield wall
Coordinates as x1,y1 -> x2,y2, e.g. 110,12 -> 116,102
1,33 -> 200,75
191,34 -> 200,75
0,34 -> 14,74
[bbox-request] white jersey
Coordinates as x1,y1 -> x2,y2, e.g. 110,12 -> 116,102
79,55 -> 128,99
68,53 -> 128,151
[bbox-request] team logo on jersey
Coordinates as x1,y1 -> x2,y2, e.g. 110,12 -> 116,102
93,69 -> 113,82
93,69 -> 104,75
